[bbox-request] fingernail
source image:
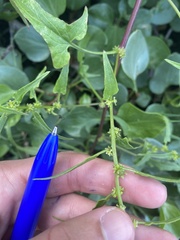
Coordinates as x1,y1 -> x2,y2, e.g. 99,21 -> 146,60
100,208 -> 134,240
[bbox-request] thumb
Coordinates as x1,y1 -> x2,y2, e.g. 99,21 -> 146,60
33,207 -> 135,240
100,208 -> 135,240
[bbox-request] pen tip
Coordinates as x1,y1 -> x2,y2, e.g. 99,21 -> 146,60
52,126 -> 58,136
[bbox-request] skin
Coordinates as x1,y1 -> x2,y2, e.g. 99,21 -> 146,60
0,151 -> 177,240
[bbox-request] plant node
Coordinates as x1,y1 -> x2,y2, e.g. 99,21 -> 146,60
133,219 -> 139,228
53,102 -> 62,109
105,146 -> 113,156
171,150 -> 179,160
108,127 -> 121,139
113,46 -> 126,58
113,164 -> 126,178
7,100 -> 19,109
105,97 -> 117,107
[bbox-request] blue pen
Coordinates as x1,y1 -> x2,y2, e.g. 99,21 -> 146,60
11,126 -> 58,240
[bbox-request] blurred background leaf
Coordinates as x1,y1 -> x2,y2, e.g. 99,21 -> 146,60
14,26 -> 50,62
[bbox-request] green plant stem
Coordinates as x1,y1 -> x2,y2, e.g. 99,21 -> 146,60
114,53 -> 120,77
137,216 -> 180,226
71,42 -> 116,55
167,0 -> 180,18
124,167 -> 180,183
0,114 -> 7,133
83,77 -> 103,102
109,102 -> 126,210
5,127 -> 30,154
34,149 -> 106,180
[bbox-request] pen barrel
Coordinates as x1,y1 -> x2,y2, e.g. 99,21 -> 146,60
11,132 -> 58,240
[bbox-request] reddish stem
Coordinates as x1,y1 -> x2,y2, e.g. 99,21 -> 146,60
120,0 -> 142,48
90,0 -> 142,154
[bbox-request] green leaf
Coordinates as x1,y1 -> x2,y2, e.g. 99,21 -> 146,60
0,48 -> 22,69
6,114 -> 21,127
171,16 -> 180,31
118,0 -> 127,19
0,84 -> 15,104
79,25 -> 108,52
115,103 -> 171,142
121,30 -> 149,86
0,143 -> 9,158
150,53 -> 180,94
117,137 -> 135,150
160,202 -> 180,238
17,146 -> 39,155
0,2 -> 18,21
67,0 -> 89,11
128,0 -> 147,8
133,9 -> 152,36
146,36 -> 170,68
93,195 -> 111,210
146,103 -> 167,114
0,66 -> 29,90
53,64 -> 69,95
0,106 -> 24,115
103,51 -> 118,100
135,152 -> 152,167
36,0 -> 66,17
10,0 -> 29,26
89,3 -> 114,30
135,91 -> 151,108
151,0 -> 178,25
79,93 -> 91,105
117,68 -> 135,91
0,114 -> 7,133
114,83 -> 128,109
14,67 -> 49,102
11,0 -> 88,68
149,158 -> 180,171
59,106 -> 101,137
82,57 -> 104,90
105,25 -> 124,50
32,112 -> 52,134
14,26 -> 50,62
165,59 -> 180,70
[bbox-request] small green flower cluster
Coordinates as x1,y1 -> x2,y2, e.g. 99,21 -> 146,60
6,100 -> 62,115
113,163 -> 126,178
105,97 -> 117,107
144,141 -> 179,161
113,46 -> 126,59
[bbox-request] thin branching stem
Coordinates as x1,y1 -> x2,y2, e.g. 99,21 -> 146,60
109,102 -> 125,210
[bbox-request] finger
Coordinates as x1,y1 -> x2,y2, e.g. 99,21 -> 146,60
39,193 -> 95,229
49,152 -> 167,208
39,195 -> 177,240
135,225 -> 177,240
1,151 -> 167,210
33,207 -> 135,240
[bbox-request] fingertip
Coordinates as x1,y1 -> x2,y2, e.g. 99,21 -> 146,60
100,208 -> 135,240
34,207 -> 135,240
154,182 -> 167,207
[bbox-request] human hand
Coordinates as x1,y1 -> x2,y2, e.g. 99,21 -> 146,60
0,152 -> 177,240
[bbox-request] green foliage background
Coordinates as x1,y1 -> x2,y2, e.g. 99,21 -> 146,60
0,0 -> 180,237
